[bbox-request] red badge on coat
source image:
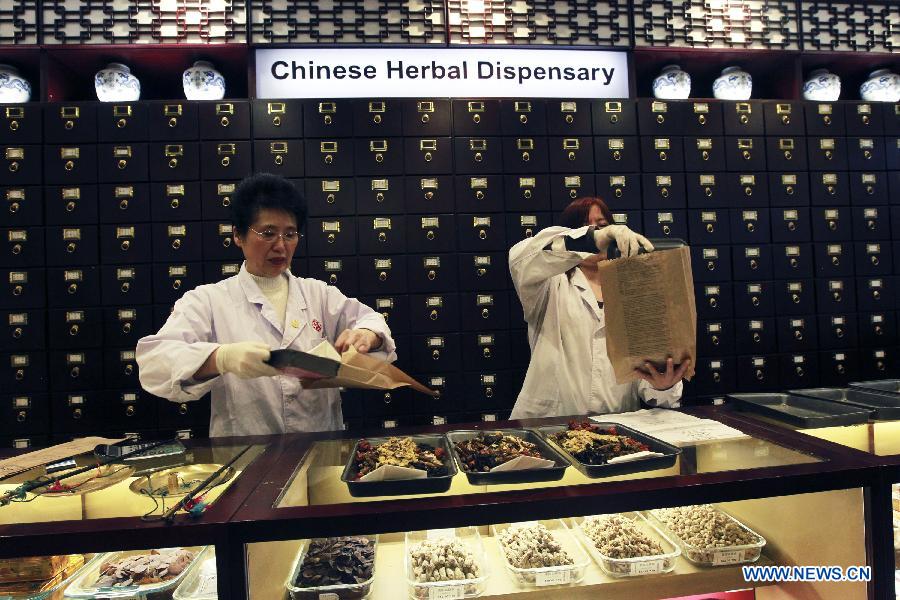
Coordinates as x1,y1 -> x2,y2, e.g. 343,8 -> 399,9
311,319 -> 322,333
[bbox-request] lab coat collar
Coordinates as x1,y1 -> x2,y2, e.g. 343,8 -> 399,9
570,266 -> 605,324
237,263 -> 309,345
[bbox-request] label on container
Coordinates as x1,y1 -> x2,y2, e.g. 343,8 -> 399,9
426,528 -> 457,540
428,586 -> 465,600
536,569 -> 571,586
318,594 -> 339,600
629,559 -> 663,576
712,549 -> 745,565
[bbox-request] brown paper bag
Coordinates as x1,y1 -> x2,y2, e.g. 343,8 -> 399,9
270,345 -> 437,396
596,246 -> 697,384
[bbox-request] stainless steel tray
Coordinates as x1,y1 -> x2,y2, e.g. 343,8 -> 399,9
341,434 -> 456,497
728,392 -> 872,427
446,429 -> 569,484
789,387 -> 900,421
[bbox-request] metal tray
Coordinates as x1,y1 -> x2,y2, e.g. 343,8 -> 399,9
446,429 -> 569,485
728,392 -> 872,428
341,434 -> 457,497
849,379 -> 900,396
535,423 -> 681,478
789,387 -> 900,421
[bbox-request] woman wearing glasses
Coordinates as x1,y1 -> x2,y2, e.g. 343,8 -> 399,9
136,173 -> 395,437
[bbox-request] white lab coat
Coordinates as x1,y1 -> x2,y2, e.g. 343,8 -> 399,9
508,226 -> 682,419
136,264 -> 396,437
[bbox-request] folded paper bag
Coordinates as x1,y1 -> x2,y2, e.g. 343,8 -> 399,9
489,455 -> 555,472
606,450 -> 665,464
358,464 -> 427,482
267,342 -> 438,396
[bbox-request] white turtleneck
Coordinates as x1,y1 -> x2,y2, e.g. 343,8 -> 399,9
249,272 -> 289,327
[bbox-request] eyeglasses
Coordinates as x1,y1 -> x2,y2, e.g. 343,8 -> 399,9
248,227 -> 302,244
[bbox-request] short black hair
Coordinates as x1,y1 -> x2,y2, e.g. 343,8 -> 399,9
230,173 -> 307,236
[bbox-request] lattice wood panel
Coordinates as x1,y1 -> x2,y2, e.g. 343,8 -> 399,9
42,0 -> 246,44
0,0 -> 39,44
633,0 -> 800,50
800,1 -> 900,52
249,0 -> 445,44
447,0 -> 631,46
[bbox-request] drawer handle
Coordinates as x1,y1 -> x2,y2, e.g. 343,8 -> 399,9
324,115 -> 333,125
179,403 -> 189,415
742,150 -> 751,161
485,387 -> 493,398
708,297 -> 717,308
712,372 -> 721,383
121,282 -> 131,293
15,369 -> 24,380
119,199 -> 129,210
378,271 -> 387,282
746,222 -> 755,232
477,268 -> 486,277
220,116 -> 230,127
794,330 -> 803,340
481,308 -> 490,319
835,327 -> 844,338
836,364 -> 845,374
125,405 -> 135,416
16,411 -> 26,422
72,407 -> 82,419
67,283 -> 78,294
430,310 -> 438,321
739,114 -> 749,124
483,347 -> 491,358
327,233 -> 336,244
832,292 -> 842,302
8,161 -> 18,172
706,223 -> 714,233
427,270 -> 436,281
784,150 -> 792,160
372,114 -> 381,124
744,187 -> 753,196
70,366 -> 80,377
478,230 -> 487,240
69,324 -> 79,336
172,279 -> 182,290
711,335 -> 719,345
274,155 -> 284,166
519,114 -> 528,124
222,197 -> 231,207
117,159 -> 127,170
172,238 -> 182,250
751,296 -> 760,306
329,274 -> 338,284
786,185 -> 794,195
567,151 -> 576,161
701,150 -> 709,161
698,114 -> 706,125
64,160 -> 74,171
8,202 -> 19,213
706,261 -> 715,271
426,231 -> 435,241
376,192 -> 385,203
752,332 -> 760,343
569,189 -> 578,199
10,243 -> 21,255
12,326 -> 23,338
13,285 -> 23,296
614,188 -> 623,198
796,366 -> 804,377
222,237 -> 231,247
168,117 -> 178,128
64,120 -> 74,130
791,293 -> 800,304
432,349 -> 440,360
122,322 -> 132,334
326,193 -> 336,204
609,114 -> 619,124
273,115 -> 282,126
781,115 -> 790,125
168,158 -> 179,169
755,369 -> 764,380
120,240 -> 130,251
124,364 -> 134,375
9,120 -> 18,131
662,225 -> 671,235
656,114 -> 665,124
170,199 -> 180,209
522,151 -> 530,162
827,220 -> 837,231
421,114 -> 430,124
221,156 -> 231,167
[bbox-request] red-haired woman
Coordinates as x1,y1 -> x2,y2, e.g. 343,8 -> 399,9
508,197 -> 690,419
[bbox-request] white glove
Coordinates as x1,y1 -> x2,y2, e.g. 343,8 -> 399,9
214,341 -> 279,379
593,225 -> 654,258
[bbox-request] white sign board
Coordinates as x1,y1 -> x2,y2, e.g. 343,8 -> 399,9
255,48 -> 629,99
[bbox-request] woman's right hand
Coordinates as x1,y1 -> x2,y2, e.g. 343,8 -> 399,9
593,225 -> 654,257
215,341 -> 280,379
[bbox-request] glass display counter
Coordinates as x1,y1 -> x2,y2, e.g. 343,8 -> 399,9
0,409 -> 888,600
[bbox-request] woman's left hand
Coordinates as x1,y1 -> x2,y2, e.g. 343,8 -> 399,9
634,357 -> 691,391
335,328 -> 382,353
